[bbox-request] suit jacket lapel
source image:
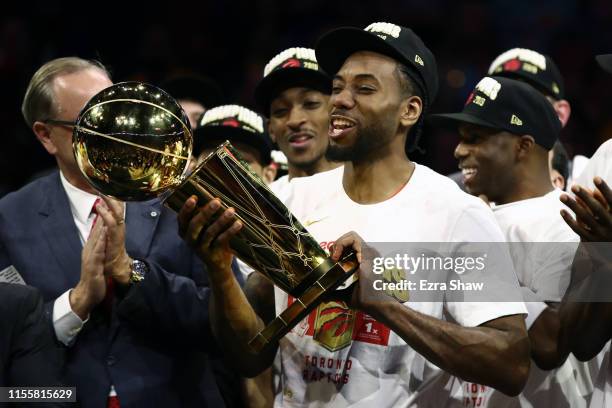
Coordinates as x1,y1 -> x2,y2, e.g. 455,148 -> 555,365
124,200 -> 162,259
38,173 -> 83,290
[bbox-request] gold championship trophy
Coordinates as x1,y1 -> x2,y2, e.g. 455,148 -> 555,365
72,82 -> 358,352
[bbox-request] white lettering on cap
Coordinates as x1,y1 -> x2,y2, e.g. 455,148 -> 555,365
365,22 -> 401,39
475,77 -> 502,100
488,48 -> 547,73
200,105 -> 264,134
263,47 -> 318,77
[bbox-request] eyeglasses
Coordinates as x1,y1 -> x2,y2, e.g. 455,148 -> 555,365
41,119 -> 76,127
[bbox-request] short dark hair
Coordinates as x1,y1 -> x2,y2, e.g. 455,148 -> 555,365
394,62 -> 426,153
551,140 -> 570,184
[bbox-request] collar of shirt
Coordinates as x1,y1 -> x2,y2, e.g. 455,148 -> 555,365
59,171 -> 100,225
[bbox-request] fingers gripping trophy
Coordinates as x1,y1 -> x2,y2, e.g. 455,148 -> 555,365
72,82 -> 358,352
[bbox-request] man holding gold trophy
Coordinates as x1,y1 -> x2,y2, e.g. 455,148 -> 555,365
49,23 -> 533,407
147,23 -> 530,406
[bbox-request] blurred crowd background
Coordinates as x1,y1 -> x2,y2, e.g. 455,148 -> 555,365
1,0 -> 612,196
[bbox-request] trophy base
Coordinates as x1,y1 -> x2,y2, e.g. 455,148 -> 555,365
249,251 -> 359,353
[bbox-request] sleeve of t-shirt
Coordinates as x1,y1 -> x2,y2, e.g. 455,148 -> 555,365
444,201 -> 527,327
574,139 -> 612,190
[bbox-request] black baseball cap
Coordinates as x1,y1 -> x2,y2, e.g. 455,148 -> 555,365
254,47 -> 331,116
315,22 -> 439,106
488,48 -> 565,100
429,76 -> 561,150
596,54 -> 612,74
160,75 -> 224,110
194,104 -> 272,164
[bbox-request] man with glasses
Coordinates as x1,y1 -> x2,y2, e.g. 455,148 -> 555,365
0,57 -> 239,407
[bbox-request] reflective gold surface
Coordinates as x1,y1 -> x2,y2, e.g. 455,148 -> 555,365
164,142 -> 359,352
166,142 -> 329,294
73,82 -> 192,201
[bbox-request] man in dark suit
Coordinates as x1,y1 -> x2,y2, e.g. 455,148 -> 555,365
0,283 -> 68,407
0,57 -> 239,407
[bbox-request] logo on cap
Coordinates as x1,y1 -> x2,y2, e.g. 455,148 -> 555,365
414,55 -> 424,66
200,105 -> 264,134
552,82 -> 560,95
489,48 -> 547,75
282,58 -> 301,69
365,22 -> 401,39
510,115 -> 523,126
263,48 -> 318,78
475,77 -> 501,100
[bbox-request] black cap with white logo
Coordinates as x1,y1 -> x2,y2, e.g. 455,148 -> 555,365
429,76 -> 561,150
488,48 -> 565,100
315,22 -> 439,107
255,47 -> 331,116
194,105 -> 272,164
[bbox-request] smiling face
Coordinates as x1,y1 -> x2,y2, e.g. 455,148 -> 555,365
327,51 -> 410,163
268,87 -> 330,171
454,123 -> 518,201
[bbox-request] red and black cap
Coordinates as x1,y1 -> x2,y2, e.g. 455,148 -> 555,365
194,105 -> 272,164
254,47 -> 331,116
429,76 -> 561,150
160,75 -> 224,110
315,22 -> 439,107
488,48 -> 565,100
596,54 -> 612,74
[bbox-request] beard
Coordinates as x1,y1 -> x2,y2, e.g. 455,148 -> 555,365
326,120 -> 396,163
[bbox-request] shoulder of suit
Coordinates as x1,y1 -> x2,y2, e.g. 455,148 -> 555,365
0,284 -> 39,314
0,171 -> 59,211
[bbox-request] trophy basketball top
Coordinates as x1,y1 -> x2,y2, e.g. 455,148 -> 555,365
72,81 -> 192,201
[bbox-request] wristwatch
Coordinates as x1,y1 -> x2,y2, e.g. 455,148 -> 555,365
129,259 -> 148,284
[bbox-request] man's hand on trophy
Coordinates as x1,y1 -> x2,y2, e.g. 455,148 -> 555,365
70,216 -> 108,320
95,196 -> 133,286
329,232 -> 396,315
178,196 -> 243,275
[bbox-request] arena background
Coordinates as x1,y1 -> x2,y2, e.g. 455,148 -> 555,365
1,0 -> 611,195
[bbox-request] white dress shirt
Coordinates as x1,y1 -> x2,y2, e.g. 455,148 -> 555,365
52,172 -> 102,346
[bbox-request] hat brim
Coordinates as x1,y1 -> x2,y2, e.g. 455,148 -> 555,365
194,126 -> 272,164
315,27 -> 412,77
254,68 -> 331,115
596,54 -> 612,74
427,112 -> 501,132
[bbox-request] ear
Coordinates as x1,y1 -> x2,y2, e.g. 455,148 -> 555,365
399,95 -> 422,128
32,121 -> 57,155
262,163 -> 278,185
515,135 -> 535,160
553,99 -> 571,128
550,169 -> 565,190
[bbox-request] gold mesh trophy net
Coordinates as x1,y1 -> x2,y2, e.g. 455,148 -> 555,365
73,82 -> 359,353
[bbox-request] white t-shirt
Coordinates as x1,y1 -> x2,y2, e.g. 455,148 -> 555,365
572,139 -> 612,408
273,164 -> 526,408
270,174 -> 292,203
574,139 -> 612,191
451,189 -> 586,408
